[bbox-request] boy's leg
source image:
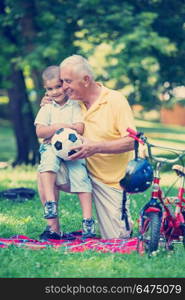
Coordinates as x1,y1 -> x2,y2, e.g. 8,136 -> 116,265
37,173 -> 75,241
78,192 -> 92,219
37,172 -> 46,205
39,171 -> 57,202
38,144 -> 61,224
65,160 -> 95,238
37,150 -> 76,241
37,172 -> 60,234
77,192 -> 95,238
40,171 -> 58,221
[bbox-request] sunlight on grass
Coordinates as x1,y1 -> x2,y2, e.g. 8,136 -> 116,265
0,214 -> 32,226
135,119 -> 185,132
160,172 -> 180,188
0,166 -> 37,187
147,132 -> 185,143
135,118 -> 185,154
145,138 -> 185,151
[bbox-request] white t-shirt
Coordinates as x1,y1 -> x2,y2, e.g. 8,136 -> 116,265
34,100 -> 83,126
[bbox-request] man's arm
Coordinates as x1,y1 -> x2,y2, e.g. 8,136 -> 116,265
95,135 -> 135,154
68,135 -> 135,160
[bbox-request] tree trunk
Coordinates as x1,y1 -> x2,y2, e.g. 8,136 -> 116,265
31,68 -> 44,107
7,64 -> 40,166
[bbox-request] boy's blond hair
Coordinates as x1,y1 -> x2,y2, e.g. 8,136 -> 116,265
42,65 -> 60,83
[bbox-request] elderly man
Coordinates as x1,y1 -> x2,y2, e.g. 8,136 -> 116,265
38,55 -> 136,240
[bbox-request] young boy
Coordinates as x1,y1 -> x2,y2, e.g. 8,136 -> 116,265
34,65 -> 95,240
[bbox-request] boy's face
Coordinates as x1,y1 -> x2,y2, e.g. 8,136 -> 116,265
44,78 -> 67,105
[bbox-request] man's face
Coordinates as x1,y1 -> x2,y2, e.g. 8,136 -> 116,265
44,78 -> 68,104
60,67 -> 85,100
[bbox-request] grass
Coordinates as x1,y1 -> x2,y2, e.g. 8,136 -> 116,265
0,118 -> 185,278
0,120 -> 16,162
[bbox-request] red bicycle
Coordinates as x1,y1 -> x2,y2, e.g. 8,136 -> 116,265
127,128 -> 185,255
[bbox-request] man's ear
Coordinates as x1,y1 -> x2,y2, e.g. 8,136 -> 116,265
83,75 -> 90,87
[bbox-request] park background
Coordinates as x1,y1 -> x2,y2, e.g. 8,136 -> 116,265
0,0 -> 185,278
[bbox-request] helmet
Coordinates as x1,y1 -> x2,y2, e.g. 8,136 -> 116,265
120,158 -> 153,193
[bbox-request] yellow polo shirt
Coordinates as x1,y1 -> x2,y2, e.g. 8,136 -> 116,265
80,83 -> 136,189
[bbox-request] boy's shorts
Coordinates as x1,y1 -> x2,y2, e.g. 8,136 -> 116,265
38,144 -> 92,193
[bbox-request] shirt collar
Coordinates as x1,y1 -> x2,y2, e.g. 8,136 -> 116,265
96,82 -> 109,105
79,82 -> 109,111
52,99 -> 72,108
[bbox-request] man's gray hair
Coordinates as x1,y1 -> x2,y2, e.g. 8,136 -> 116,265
60,55 -> 94,79
42,65 -> 60,82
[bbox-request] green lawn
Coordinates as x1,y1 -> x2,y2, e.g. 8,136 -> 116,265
0,120 -> 16,162
0,119 -> 185,278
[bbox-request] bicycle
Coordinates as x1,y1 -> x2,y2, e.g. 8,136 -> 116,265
126,128 -> 185,255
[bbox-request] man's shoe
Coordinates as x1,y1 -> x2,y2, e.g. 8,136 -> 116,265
44,201 -> 57,219
82,218 -> 96,238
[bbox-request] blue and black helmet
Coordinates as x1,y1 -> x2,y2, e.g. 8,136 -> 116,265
120,158 -> 153,193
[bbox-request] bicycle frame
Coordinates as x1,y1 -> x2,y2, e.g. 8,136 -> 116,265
127,127 -> 185,253
161,171 -> 185,247
139,163 -> 162,234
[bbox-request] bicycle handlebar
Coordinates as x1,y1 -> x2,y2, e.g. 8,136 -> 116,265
127,128 -> 185,164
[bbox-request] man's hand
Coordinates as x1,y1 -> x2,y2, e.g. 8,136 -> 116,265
40,92 -> 69,107
68,137 -> 100,160
40,94 -> 52,107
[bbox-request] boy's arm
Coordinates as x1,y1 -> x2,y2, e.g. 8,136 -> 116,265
36,123 -> 74,139
70,122 -> 84,135
36,122 -> 84,139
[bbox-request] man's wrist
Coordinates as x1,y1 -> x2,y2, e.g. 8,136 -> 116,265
95,141 -> 103,154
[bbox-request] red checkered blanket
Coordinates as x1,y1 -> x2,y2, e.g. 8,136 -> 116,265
0,232 -> 142,254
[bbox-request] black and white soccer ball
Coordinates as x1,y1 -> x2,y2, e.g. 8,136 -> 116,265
51,128 -> 82,160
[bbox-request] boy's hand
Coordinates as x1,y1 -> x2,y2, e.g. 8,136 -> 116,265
40,94 -> 52,107
43,137 -> 52,144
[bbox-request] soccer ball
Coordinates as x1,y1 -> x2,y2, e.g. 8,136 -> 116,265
51,128 -> 82,160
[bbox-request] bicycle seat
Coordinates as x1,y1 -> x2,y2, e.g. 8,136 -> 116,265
172,165 -> 185,176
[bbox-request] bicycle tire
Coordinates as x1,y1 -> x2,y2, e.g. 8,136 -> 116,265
142,212 -> 161,254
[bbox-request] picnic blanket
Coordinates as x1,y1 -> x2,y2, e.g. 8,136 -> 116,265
0,231 -> 143,254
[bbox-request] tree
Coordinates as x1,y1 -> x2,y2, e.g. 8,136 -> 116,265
149,0 -> 185,87
0,0 -> 80,165
0,0 -> 40,165
7,65 -> 40,166
74,0 -> 185,109
0,0 -> 185,167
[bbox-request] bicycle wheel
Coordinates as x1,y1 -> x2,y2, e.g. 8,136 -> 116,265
141,212 -> 161,255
